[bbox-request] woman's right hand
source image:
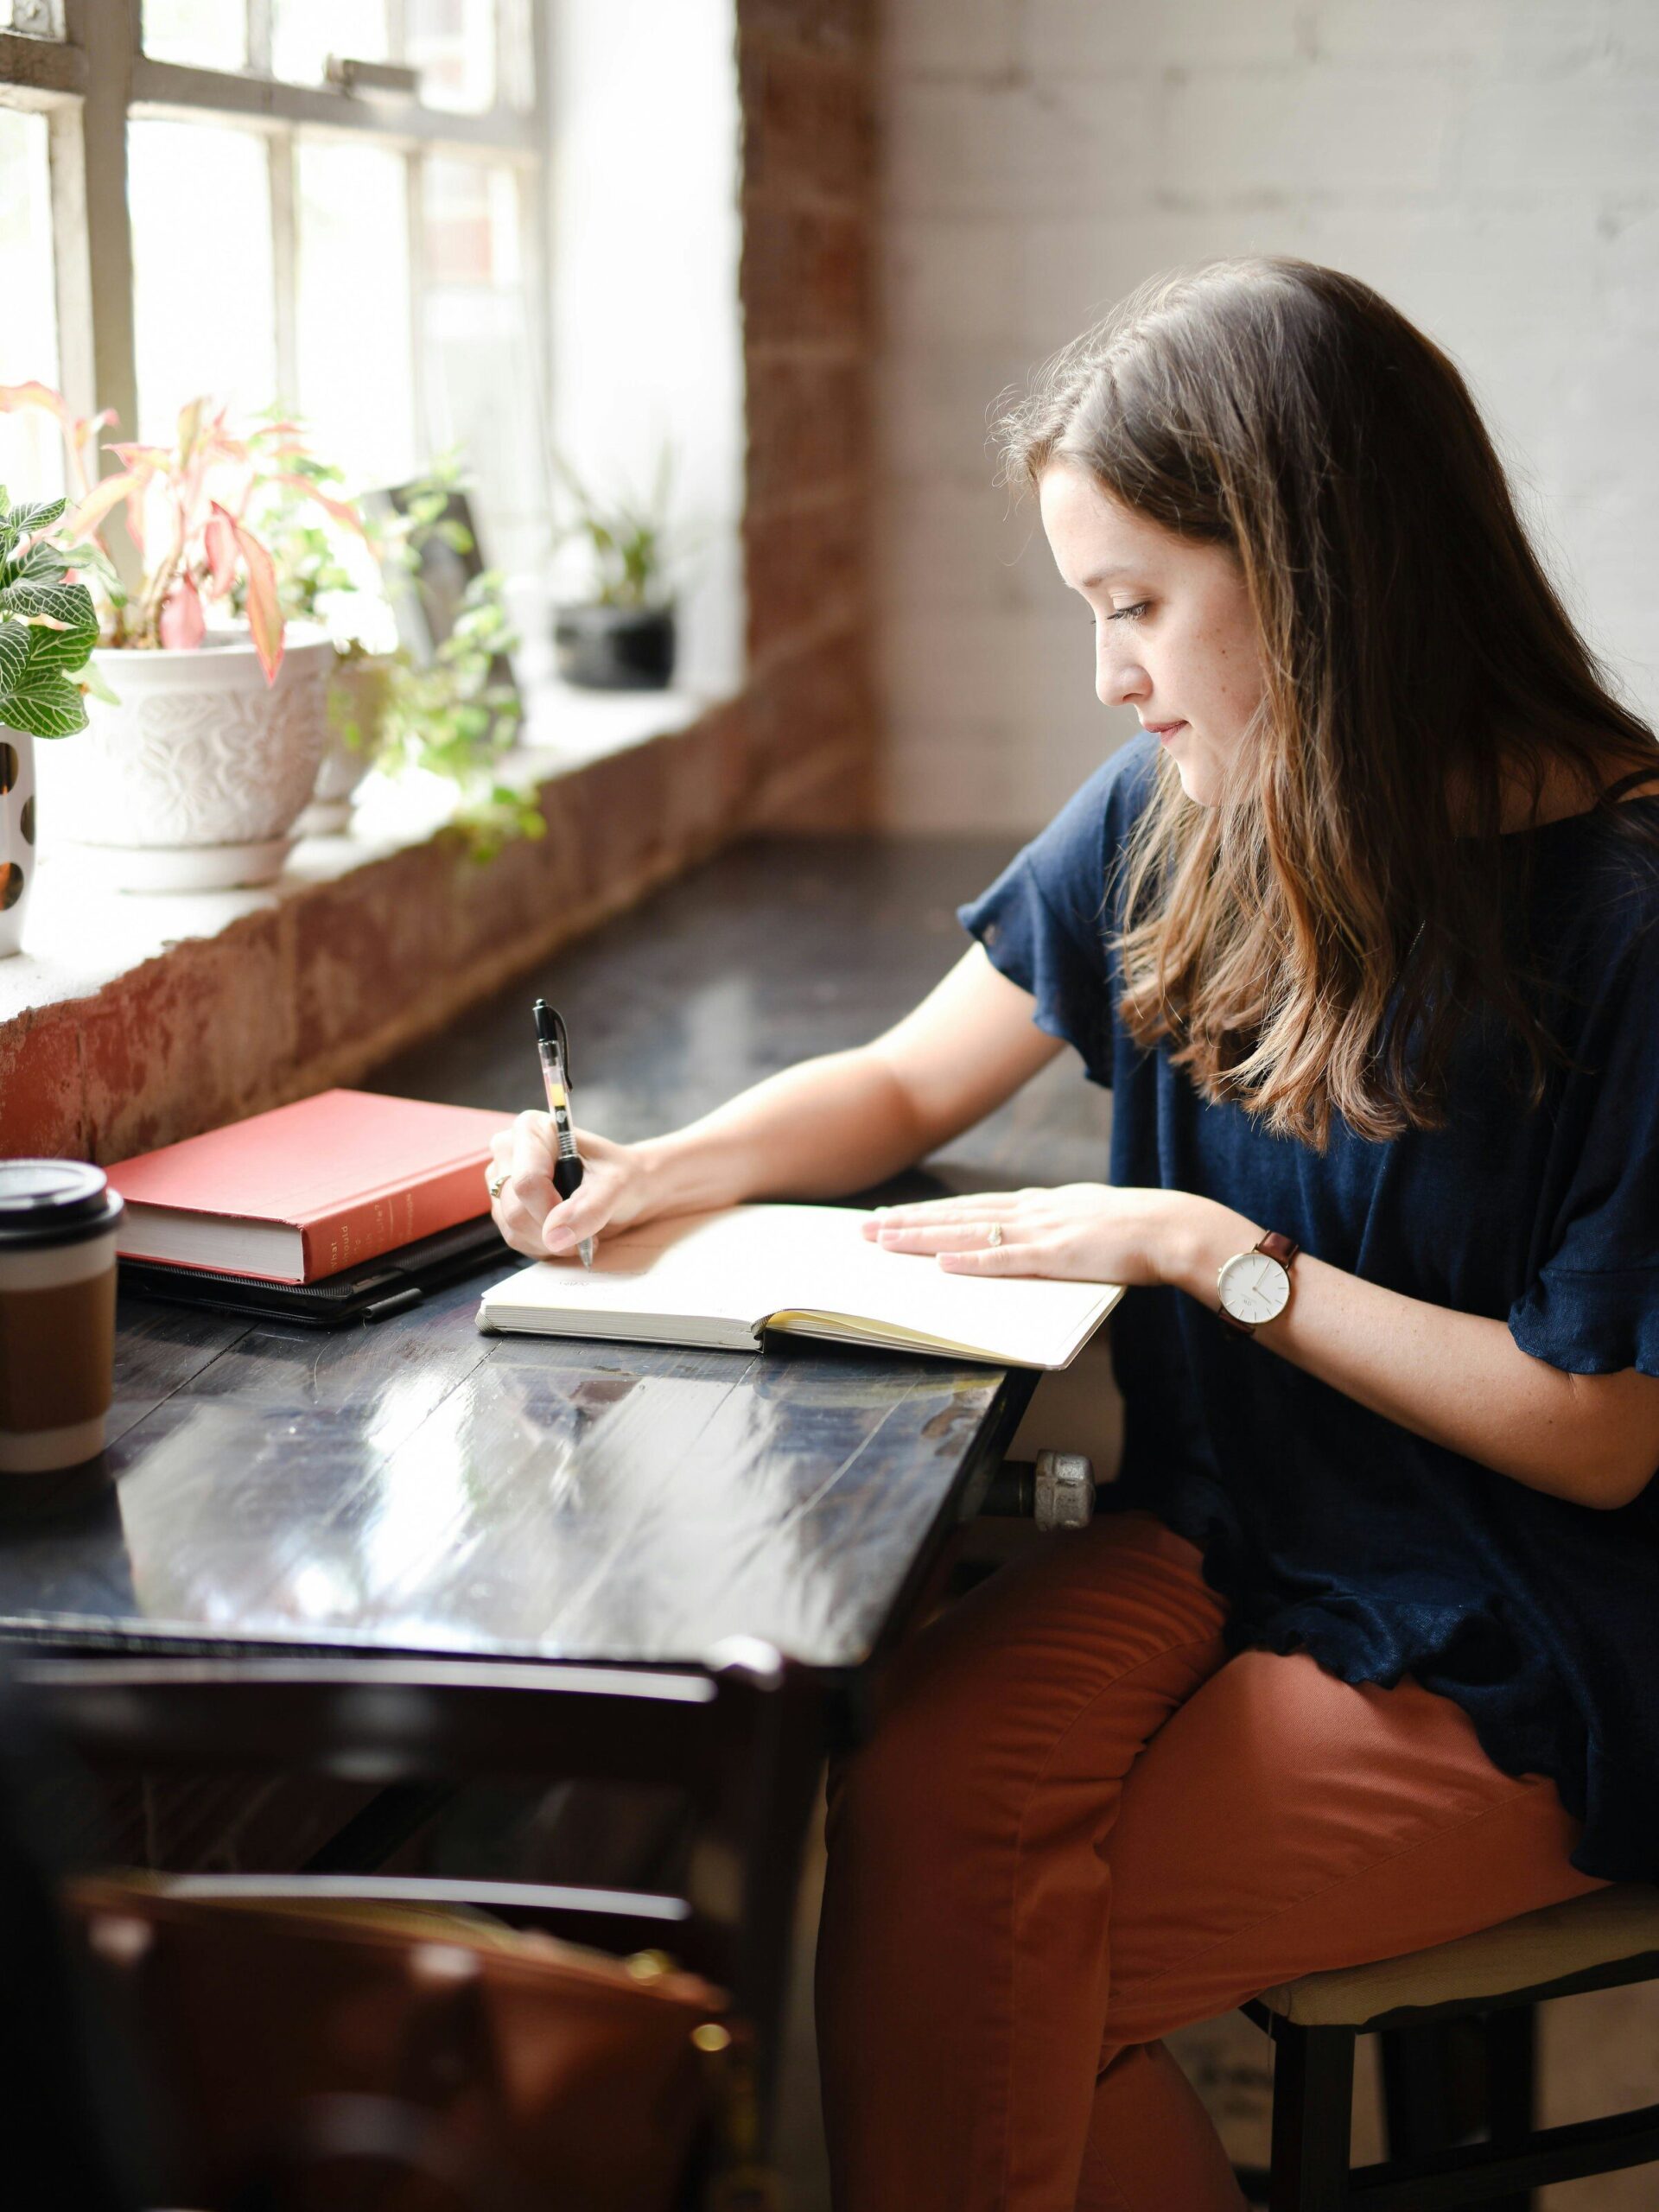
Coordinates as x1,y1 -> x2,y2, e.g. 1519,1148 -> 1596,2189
487,1112 -> 658,1260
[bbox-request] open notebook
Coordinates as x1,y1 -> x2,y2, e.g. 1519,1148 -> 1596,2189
475,1204 -> 1123,1370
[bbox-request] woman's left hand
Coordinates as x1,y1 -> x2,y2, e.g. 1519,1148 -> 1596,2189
862,1182 -> 1210,1287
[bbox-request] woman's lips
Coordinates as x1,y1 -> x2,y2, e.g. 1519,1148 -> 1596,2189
1146,721 -> 1186,744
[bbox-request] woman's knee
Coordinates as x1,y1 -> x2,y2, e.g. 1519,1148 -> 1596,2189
825,1516 -> 1229,1870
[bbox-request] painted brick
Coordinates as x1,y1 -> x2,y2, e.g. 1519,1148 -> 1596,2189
1311,0 -> 1618,67
878,341 -> 1034,491
885,77 -> 1160,219
887,0 -> 1018,79
1457,71 -> 1659,194
1165,66 -> 1458,198
883,217 -> 1027,352
1022,0 -> 1306,72
876,476 -> 1051,614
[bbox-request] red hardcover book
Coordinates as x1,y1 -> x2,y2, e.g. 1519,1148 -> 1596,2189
107,1090 -> 515,1284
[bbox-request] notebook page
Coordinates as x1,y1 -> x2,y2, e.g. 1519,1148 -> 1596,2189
479,1205 -> 1121,1368
765,1239 -> 1117,1368
478,1207 -> 790,1336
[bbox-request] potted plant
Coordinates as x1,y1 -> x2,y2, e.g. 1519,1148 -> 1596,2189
550,448 -> 679,690
378,561 -> 543,861
0,482 -> 99,955
249,442 -> 399,835
2,386 -> 347,892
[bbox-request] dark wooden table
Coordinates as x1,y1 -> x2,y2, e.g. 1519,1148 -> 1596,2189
0,834 -> 1118,2120
0,836 -> 1112,1685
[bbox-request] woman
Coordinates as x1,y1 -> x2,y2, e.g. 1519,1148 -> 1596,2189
490,258 -> 1659,2210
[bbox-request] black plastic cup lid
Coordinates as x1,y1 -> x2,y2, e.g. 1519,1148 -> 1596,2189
0,1160 -> 124,1249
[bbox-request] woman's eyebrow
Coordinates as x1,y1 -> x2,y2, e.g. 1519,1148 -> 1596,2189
1077,564 -> 1141,589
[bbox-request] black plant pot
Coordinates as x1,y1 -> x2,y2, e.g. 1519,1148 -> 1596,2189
552,602 -> 677,691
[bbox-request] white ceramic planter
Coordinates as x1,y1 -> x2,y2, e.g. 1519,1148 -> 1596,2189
297,652 -> 395,836
44,622 -> 334,891
0,722 -> 35,957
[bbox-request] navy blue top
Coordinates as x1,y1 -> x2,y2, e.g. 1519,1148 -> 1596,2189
959,734 -> 1659,1881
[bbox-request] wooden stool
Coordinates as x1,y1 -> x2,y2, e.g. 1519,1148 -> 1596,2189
1231,1881 -> 1659,2210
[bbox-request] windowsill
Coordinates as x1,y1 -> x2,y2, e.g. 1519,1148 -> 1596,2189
0,673 -> 755,1163
0,679 -> 715,1022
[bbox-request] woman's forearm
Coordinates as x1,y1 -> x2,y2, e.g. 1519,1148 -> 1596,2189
632,1047 -> 935,1215
1166,1199 -> 1658,1510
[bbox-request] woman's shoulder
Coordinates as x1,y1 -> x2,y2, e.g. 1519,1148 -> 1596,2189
1522,792 -> 1659,1030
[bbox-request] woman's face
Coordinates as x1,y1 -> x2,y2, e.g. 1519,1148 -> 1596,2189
1039,461 -> 1266,809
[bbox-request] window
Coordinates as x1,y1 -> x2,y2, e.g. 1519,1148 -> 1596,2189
0,0 -> 547,567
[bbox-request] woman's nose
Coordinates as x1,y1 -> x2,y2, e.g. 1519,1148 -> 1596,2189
1096,648 -> 1150,711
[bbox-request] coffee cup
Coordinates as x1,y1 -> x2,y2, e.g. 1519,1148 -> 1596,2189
0,1160 -> 125,1473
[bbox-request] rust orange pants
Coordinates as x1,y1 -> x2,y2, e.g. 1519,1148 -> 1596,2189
815,1510 -> 1605,2212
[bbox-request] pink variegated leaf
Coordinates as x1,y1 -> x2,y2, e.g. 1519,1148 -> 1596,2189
203,511 -> 237,596
158,573 -> 207,652
64,468 -> 150,545
175,397 -> 209,465
0,380 -> 76,428
272,471 -> 368,535
215,504 -> 284,683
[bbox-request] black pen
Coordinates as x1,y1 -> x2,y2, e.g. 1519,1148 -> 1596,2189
532,999 -> 594,1268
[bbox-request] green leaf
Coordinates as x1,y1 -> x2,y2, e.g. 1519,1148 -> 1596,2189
79,656 -> 121,706
0,578 -> 90,631
0,665 -> 87,738
20,583 -> 98,672
0,536 -> 69,594
8,496 -> 67,537
0,622 -> 28,694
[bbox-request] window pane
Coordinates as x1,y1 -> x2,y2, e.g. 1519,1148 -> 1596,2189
130,120 -> 276,440
404,0 -> 494,115
296,139 -> 416,488
142,0 -> 247,70
272,0 -> 387,86
0,108 -> 62,500
499,0 -> 535,114
421,158 -> 543,567
1,2 -> 66,37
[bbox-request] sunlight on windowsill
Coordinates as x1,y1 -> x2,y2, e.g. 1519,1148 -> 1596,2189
0,679 -> 715,1025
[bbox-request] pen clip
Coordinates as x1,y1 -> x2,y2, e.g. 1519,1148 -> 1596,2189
534,1000 -> 574,1089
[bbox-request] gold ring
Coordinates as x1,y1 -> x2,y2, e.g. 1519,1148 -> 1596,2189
487,1173 -> 508,1201
987,1223 -> 1003,1248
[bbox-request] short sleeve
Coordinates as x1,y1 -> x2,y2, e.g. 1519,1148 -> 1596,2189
1507,917 -> 1659,1377
956,739 -> 1154,1090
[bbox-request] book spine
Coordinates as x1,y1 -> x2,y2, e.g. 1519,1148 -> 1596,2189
298,1160 -> 490,1281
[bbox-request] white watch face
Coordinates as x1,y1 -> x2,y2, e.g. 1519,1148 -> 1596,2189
1218,1249 -> 1291,1325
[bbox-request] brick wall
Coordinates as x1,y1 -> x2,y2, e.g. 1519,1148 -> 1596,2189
738,0 -> 880,827
878,0 -> 1659,833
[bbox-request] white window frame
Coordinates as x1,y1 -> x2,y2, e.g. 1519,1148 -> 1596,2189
0,0 -> 550,500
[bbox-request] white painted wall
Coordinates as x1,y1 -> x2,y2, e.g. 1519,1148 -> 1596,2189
543,0 -> 747,699
877,0 -> 1659,832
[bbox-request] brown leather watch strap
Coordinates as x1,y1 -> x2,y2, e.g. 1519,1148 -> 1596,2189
1218,1231 -> 1300,1335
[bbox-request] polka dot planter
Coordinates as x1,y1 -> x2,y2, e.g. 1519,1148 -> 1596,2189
0,725 -> 35,958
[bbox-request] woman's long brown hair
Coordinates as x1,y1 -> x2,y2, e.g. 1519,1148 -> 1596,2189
995,257 -> 1659,1147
